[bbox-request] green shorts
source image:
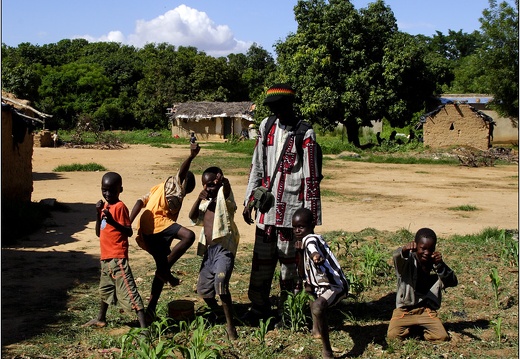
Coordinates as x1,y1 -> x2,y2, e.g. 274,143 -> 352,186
99,258 -> 144,313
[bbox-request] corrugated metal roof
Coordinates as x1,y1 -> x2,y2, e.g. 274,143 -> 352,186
438,94 -> 493,104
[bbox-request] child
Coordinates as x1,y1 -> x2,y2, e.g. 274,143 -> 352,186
293,208 -> 349,359
387,228 -> 458,342
188,167 -> 239,340
129,143 -> 200,318
83,172 -> 147,328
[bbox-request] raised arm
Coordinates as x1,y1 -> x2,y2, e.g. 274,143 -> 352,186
179,143 -> 200,183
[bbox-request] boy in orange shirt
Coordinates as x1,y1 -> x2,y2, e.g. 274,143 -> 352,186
83,172 -> 147,328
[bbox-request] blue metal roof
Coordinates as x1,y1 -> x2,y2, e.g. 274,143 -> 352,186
439,96 -> 493,104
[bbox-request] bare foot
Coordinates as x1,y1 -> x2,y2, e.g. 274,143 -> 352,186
82,319 -> 106,328
322,349 -> 334,359
311,329 -> 322,339
227,325 -> 238,340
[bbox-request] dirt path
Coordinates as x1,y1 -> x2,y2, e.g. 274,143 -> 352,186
2,144 -> 518,348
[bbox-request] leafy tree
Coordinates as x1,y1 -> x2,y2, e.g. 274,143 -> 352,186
37,62 -> 112,128
1,43 -> 46,101
479,0 -> 519,117
428,30 -> 484,61
275,0 -> 441,145
133,44 -> 198,128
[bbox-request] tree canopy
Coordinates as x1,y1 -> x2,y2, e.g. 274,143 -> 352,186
1,0 -> 517,139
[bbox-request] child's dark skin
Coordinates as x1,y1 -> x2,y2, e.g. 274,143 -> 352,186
188,171 -> 237,340
293,211 -> 334,359
84,172 -> 147,329
401,237 -> 443,273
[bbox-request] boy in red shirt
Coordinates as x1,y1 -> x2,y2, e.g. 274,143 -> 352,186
83,172 -> 147,328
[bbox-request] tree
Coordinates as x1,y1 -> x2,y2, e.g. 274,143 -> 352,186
275,0 -> 441,145
38,62 -> 112,128
479,0 -> 519,117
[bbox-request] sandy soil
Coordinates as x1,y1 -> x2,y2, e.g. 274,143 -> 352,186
2,144 -> 518,348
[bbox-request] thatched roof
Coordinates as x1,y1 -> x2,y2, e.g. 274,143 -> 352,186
170,101 -> 254,121
1,91 -> 52,124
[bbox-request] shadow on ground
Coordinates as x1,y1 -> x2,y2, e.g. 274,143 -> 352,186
1,202 -> 100,346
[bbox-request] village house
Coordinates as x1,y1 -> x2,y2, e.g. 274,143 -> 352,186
1,92 -> 50,203
416,94 -> 520,150
418,101 -> 494,150
168,101 -> 255,141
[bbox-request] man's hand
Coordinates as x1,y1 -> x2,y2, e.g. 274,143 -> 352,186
242,206 -> 254,225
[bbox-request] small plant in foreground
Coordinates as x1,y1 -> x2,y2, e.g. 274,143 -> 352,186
53,162 -> 107,172
177,316 -> 223,359
120,316 -> 175,359
253,317 -> 273,345
491,316 -> 503,342
358,241 -> 390,288
345,272 -> 364,299
281,290 -> 312,332
489,268 -> 501,308
499,229 -> 519,267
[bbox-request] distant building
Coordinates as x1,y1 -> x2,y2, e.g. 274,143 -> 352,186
418,101 -> 495,150
438,94 -> 518,145
167,101 -> 255,141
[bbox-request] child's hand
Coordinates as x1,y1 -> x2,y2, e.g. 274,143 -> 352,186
432,251 -> 443,265
190,143 -> 200,158
102,207 -> 114,224
312,253 -> 324,265
402,241 -> 416,254
214,173 -> 224,186
96,200 -> 104,213
198,188 -> 210,200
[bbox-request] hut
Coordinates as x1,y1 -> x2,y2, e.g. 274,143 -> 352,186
438,94 -> 518,145
1,93 -> 50,202
168,101 -> 255,140
418,101 -> 495,150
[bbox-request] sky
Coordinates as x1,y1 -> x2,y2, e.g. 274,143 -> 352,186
1,0 -> 510,57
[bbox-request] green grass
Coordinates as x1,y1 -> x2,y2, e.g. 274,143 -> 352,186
53,163 -> 107,172
448,204 -> 479,211
339,154 -> 459,165
4,227 -> 518,358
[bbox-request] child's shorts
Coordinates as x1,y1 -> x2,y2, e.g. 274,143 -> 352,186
312,284 -> 346,307
99,258 -> 144,313
143,223 -> 182,256
197,243 -> 235,298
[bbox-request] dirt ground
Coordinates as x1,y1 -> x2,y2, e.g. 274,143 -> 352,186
2,144 -> 518,348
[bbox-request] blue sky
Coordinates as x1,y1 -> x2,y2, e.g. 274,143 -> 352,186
1,0 -> 507,57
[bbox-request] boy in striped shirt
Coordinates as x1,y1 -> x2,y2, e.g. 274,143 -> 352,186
293,208 -> 349,359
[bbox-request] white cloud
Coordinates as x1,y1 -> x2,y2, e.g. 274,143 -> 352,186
75,5 -> 251,57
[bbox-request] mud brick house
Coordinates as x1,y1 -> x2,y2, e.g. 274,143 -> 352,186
168,101 -> 255,140
418,98 -> 496,150
1,93 -> 50,202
